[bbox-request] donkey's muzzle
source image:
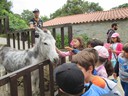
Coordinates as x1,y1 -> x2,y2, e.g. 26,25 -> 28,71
53,57 -> 59,64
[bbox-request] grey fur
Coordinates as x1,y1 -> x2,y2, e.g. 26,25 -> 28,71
0,28 -> 59,95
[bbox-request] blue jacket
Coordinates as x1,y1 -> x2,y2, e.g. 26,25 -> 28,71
82,84 -> 108,96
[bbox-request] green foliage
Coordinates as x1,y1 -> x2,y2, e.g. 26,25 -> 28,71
56,35 -> 69,49
56,33 -> 89,49
4,10 -> 29,31
50,0 -> 103,19
83,1 -> 103,12
41,16 -> 50,22
78,33 -> 89,43
21,10 -> 34,23
0,0 -> 12,15
112,3 -> 128,9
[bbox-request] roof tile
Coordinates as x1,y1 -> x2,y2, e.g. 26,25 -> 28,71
44,7 -> 128,27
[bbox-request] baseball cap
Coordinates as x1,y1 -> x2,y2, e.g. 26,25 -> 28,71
54,63 -> 84,95
94,46 -> 109,58
33,8 -> 39,13
111,33 -> 120,38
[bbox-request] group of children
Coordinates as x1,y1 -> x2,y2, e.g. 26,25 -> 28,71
54,32 -> 128,96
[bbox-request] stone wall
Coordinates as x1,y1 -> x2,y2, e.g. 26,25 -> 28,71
51,19 -> 128,43
72,19 -> 128,43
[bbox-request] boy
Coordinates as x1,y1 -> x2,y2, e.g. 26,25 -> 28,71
54,63 -> 108,96
118,43 -> 128,96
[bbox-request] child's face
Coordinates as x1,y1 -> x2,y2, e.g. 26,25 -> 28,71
72,39 -> 80,48
77,64 -> 92,83
87,44 -> 92,48
111,37 -> 117,43
123,51 -> 128,59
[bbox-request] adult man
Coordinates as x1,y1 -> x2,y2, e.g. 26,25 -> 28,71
107,23 -> 118,43
29,8 -> 43,42
29,8 -> 43,29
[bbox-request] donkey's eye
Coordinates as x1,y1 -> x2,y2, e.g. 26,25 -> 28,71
44,43 -> 48,45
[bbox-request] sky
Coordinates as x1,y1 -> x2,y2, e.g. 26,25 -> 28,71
9,0 -> 128,17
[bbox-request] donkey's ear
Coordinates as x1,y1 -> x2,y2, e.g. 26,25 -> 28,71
45,30 -> 51,35
35,27 -> 45,36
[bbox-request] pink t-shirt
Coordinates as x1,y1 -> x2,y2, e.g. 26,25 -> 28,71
95,65 -> 108,78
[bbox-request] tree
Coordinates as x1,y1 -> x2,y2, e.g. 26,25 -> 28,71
41,16 -> 49,22
83,2 -> 103,13
0,0 -> 12,15
112,3 -> 128,9
4,10 -> 28,31
21,10 -> 34,23
50,0 -> 103,19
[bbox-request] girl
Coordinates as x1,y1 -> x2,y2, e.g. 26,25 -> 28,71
56,36 -> 85,57
109,33 -> 123,68
118,43 -> 128,96
94,46 -> 114,78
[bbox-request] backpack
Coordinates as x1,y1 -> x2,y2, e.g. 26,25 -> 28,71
102,78 -> 121,96
107,29 -> 115,43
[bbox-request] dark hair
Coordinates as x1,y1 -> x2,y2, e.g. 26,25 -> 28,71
73,36 -> 85,50
87,38 -> 104,48
99,57 -> 114,77
111,23 -> 117,28
110,37 -> 121,43
72,49 -> 96,72
123,43 -> 128,53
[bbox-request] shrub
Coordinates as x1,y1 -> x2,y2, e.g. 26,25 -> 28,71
56,33 -> 89,49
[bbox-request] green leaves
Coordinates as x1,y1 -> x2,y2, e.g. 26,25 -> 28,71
50,0 -> 103,19
4,11 -> 28,31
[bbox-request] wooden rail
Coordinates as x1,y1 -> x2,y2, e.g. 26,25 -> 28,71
0,60 -> 54,96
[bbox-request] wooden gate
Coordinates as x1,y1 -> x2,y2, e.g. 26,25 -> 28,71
0,60 -> 55,96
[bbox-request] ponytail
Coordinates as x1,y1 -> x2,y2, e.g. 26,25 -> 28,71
99,57 -> 114,77
104,59 -> 114,77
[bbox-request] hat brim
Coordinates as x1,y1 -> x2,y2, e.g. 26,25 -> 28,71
33,11 -> 39,13
111,36 -> 117,38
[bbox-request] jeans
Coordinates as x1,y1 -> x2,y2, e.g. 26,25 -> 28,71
121,80 -> 128,96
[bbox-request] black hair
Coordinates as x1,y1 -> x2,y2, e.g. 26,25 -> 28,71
110,37 -> 121,43
87,38 -> 104,48
111,23 -> 117,28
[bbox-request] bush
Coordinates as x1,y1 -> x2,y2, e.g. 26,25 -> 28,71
56,34 -> 69,49
56,33 -> 89,49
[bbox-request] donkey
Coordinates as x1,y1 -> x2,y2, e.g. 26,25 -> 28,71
0,27 -> 59,95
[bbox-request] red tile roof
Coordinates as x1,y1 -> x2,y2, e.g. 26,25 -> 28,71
44,7 -> 128,27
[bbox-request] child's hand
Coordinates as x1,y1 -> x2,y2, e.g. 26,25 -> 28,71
65,46 -> 73,51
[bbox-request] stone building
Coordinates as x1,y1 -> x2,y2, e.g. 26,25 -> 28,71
44,7 -> 128,43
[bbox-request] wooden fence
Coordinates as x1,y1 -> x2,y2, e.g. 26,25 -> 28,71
0,16 -> 9,34
0,60 -> 54,96
0,16 -> 73,96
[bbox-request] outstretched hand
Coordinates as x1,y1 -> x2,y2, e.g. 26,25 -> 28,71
65,46 -> 73,51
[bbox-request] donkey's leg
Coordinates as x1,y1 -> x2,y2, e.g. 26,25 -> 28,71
0,65 -> 10,96
31,70 -> 39,96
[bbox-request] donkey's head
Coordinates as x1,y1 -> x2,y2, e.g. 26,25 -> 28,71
35,27 -> 59,64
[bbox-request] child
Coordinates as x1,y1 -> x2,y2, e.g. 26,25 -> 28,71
118,43 -> 128,96
87,38 -> 104,48
109,33 -> 123,68
94,46 -> 114,78
56,36 -> 85,57
54,63 -> 109,96
72,49 -> 121,95
72,49 -> 106,88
